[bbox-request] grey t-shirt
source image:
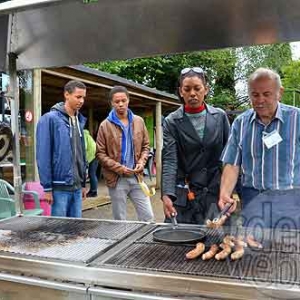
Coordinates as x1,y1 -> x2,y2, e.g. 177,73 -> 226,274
185,110 -> 207,140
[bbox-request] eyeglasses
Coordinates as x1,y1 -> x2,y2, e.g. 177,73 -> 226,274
181,67 -> 205,75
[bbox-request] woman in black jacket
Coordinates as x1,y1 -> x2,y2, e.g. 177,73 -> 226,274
161,67 -> 230,224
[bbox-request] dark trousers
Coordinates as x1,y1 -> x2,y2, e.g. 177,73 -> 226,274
88,158 -> 99,193
165,190 -> 219,225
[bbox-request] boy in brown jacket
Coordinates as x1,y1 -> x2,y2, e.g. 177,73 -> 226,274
96,86 -> 154,221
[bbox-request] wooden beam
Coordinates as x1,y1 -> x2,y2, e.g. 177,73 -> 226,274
42,69 -> 180,105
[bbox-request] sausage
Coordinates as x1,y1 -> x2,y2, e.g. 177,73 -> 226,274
186,242 -> 205,259
235,236 -> 247,248
207,215 -> 228,229
202,244 -> 219,260
231,237 -> 246,260
223,235 -> 235,248
231,244 -> 245,260
226,235 -> 247,248
215,243 -> 232,260
217,215 -> 228,227
231,237 -> 245,260
246,235 -> 263,249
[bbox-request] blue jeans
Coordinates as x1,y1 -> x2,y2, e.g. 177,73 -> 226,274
52,189 -> 82,218
241,187 -> 300,229
88,158 -> 98,193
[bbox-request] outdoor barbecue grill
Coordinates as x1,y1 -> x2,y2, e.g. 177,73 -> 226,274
0,216 -> 300,300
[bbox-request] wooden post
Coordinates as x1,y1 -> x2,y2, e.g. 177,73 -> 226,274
155,102 -> 162,189
33,69 -> 42,181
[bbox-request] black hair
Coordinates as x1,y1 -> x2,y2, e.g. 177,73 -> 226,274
64,80 -> 86,94
109,85 -> 130,101
178,70 -> 208,87
177,70 -> 209,103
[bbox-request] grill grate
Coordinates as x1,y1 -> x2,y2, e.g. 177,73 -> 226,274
103,243 -> 233,277
99,226 -> 300,285
0,217 -> 144,263
0,217 -> 142,240
0,229 -> 113,262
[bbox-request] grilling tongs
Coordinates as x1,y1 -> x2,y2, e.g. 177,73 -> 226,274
212,202 -> 233,224
171,213 -> 178,229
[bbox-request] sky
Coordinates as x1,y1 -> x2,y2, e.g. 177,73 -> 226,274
235,41 -> 300,97
290,41 -> 300,60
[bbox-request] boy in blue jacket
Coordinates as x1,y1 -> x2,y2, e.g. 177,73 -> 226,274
36,80 -> 87,217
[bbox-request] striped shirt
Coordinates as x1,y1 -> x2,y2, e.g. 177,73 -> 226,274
221,103 -> 300,190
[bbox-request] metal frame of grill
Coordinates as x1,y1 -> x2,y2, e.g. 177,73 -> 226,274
0,217 -> 300,299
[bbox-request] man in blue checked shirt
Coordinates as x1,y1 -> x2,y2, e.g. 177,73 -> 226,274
219,68 -> 300,229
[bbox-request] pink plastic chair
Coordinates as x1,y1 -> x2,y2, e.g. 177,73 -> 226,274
23,181 -> 51,216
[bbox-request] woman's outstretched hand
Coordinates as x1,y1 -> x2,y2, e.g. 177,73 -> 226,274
162,195 -> 177,219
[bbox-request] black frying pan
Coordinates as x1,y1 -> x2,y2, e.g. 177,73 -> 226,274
153,214 -> 207,244
152,226 -> 207,244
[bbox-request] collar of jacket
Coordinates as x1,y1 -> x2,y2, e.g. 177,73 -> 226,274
107,108 -> 134,128
107,108 -> 135,165
55,108 -> 87,128
51,101 -> 86,123
173,104 -> 221,119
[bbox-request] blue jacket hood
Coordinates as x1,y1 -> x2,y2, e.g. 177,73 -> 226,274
107,108 -> 135,165
107,108 -> 134,127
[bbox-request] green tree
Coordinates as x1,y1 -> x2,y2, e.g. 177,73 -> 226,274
86,49 -> 238,110
281,60 -> 300,107
86,42 -> 293,111
235,43 -> 292,79
233,42 -> 293,111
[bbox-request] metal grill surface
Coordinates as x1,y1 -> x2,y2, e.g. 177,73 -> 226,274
0,217 -> 144,263
0,217 -> 142,239
100,226 -> 300,285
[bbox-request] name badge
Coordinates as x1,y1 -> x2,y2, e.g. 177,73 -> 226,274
262,130 -> 283,149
